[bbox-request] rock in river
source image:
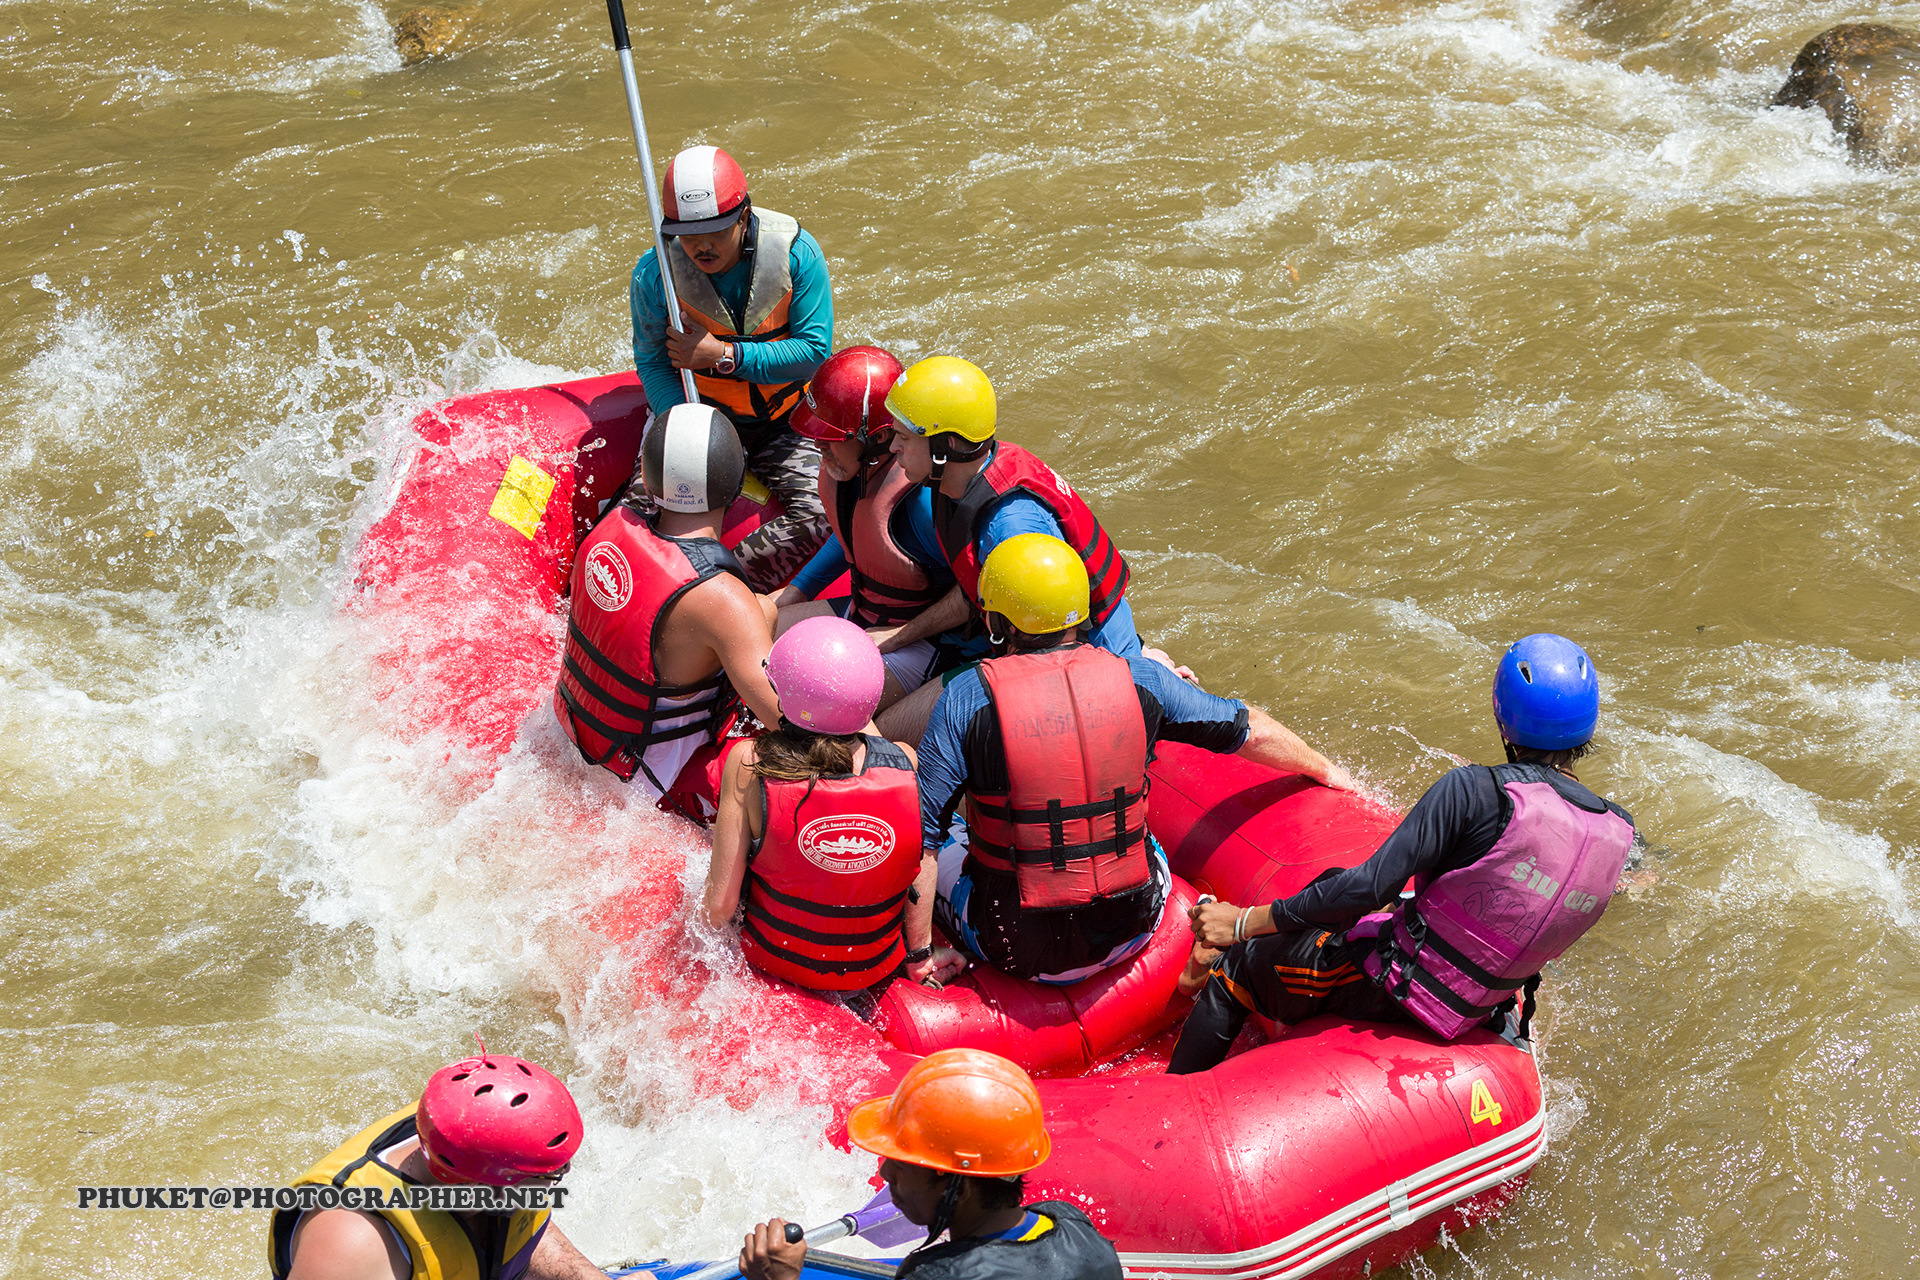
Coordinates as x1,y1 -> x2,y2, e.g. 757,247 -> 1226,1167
1772,23 -> 1920,167
394,5 -> 481,66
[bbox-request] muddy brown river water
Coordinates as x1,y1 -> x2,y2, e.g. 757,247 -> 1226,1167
3,1 -> 1917,1276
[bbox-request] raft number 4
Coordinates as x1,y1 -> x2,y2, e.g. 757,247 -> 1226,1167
1469,1079 -> 1503,1127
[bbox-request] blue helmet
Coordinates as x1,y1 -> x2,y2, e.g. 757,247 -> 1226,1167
1492,634 -> 1599,750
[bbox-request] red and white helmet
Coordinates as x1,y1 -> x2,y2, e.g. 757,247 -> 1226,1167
660,145 -> 750,235
791,345 -> 904,444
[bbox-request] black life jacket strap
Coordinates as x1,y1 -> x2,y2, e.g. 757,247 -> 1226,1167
967,782 -> 1148,826
748,872 -> 910,920
556,682 -> 719,758
742,915 -> 904,974
1401,909 -> 1532,993
850,572 -> 946,624
970,821 -> 1148,868
1365,917 -> 1518,1022
744,896 -> 902,948
567,618 -> 723,701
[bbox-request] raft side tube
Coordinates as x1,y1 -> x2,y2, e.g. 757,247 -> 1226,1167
872,878 -> 1200,1075
1028,1019 -> 1545,1277
1147,743 -> 1400,905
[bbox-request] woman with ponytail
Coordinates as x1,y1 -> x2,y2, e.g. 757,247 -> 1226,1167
704,616 -> 967,991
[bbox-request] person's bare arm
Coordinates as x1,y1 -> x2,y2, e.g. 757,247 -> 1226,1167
687,577 -> 781,726
285,1209 -> 409,1280
875,675 -> 943,747
530,1221 -> 633,1280
1177,937 -> 1222,999
705,744 -> 759,929
1237,704 -> 1355,790
866,584 -> 968,653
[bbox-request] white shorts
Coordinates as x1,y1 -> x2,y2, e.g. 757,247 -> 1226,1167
881,639 -> 941,694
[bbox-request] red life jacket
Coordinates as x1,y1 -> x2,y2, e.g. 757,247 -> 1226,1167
933,443 -> 1130,629
553,507 -> 746,791
819,455 -> 946,626
742,736 -> 924,991
964,645 -> 1151,911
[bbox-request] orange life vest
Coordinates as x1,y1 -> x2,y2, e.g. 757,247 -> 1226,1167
742,736 -> 923,990
964,646 -> 1151,911
666,208 -> 807,431
819,455 -> 946,626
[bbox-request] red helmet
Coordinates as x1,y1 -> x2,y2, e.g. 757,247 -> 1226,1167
416,1049 -> 582,1186
791,346 -> 904,444
660,145 -> 750,235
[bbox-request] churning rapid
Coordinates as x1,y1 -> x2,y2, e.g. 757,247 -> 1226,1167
3,0 -> 1917,1275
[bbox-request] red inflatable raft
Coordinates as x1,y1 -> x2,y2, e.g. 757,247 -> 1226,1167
351,373 -> 1547,1278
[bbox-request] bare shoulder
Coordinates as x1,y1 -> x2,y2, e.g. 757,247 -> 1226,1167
726,736 -> 762,778
286,1208 -> 409,1280
681,569 -> 765,628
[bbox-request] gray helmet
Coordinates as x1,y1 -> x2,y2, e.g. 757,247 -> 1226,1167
643,403 -> 745,513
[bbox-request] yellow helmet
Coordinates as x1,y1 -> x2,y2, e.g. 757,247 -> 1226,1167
977,534 -> 1089,636
884,356 -> 996,445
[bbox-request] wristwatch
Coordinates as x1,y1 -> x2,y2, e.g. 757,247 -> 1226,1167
904,944 -> 934,964
713,342 -> 739,376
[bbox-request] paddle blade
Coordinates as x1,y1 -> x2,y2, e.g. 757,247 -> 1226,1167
849,1187 -> 922,1248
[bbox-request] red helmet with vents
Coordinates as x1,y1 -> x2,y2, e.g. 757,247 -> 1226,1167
416,1048 -> 582,1186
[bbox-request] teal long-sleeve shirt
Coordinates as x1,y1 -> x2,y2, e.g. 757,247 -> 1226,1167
629,214 -> 833,414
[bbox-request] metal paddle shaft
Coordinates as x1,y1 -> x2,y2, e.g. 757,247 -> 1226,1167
603,0 -> 699,404
676,1196 -> 905,1280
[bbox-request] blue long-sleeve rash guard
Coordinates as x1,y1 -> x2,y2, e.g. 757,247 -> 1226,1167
788,483 -> 948,599
918,655 -> 1250,849
629,216 -> 833,413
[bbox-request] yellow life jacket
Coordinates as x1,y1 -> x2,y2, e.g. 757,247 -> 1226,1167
666,208 -> 807,430
266,1104 -> 550,1280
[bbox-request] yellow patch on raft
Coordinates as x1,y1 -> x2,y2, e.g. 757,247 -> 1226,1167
489,456 -> 556,539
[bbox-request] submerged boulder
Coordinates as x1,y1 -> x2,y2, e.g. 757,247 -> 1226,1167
1772,23 -> 1920,166
394,5 -> 481,66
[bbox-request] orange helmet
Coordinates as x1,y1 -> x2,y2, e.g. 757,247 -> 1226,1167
845,1049 -> 1051,1176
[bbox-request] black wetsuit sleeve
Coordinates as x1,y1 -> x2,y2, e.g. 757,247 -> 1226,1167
1269,765 -> 1509,931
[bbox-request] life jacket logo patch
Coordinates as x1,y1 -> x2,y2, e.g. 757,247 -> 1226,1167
583,542 -> 633,612
798,815 -> 896,874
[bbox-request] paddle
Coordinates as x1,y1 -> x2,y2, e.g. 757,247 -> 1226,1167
673,1187 -> 915,1280
602,0 -> 700,405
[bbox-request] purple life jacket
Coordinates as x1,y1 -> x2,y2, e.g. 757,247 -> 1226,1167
1346,763 -> 1635,1040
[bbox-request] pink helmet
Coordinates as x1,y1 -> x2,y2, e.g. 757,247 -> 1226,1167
766,615 -> 885,736
416,1048 -> 582,1186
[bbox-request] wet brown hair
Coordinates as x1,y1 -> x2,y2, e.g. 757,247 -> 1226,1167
751,722 -> 862,781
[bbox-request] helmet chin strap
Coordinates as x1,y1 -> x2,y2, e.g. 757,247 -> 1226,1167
925,447 -> 949,488
924,1172 -> 967,1246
